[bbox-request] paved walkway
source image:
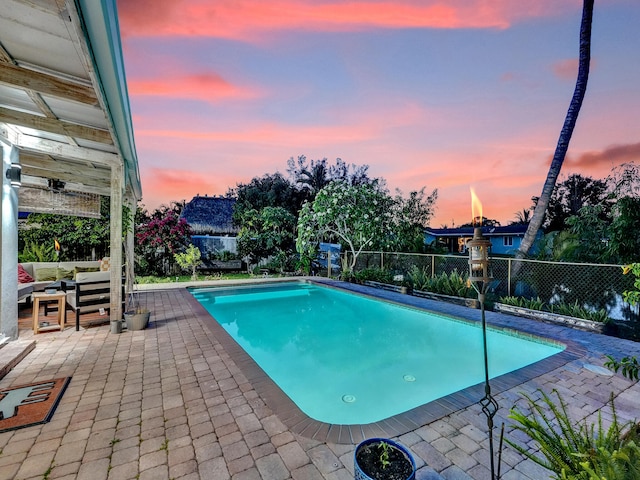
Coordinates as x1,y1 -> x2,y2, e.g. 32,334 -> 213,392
1,281 -> 639,480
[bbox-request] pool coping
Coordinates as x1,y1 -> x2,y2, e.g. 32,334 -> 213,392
185,278 -> 586,445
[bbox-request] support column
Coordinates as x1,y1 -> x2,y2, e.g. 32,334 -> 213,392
0,140 -> 20,340
123,191 -> 135,311
109,162 -> 124,321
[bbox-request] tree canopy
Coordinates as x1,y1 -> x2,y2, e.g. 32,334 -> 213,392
539,173 -> 610,232
296,182 -> 437,272
230,173 -> 305,222
297,181 -> 394,272
286,155 -> 374,199
19,197 -> 111,261
236,206 -> 297,271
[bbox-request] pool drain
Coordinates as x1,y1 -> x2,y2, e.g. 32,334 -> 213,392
403,374 -> 416,382
342,394 -> 356,403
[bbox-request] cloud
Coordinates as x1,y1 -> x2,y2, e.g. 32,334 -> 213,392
140,167 -> 230,206
567,142 -> 640,168
128,73 -> 263,103
551,59 -> 578,81
550,58 -> 598,81
117,0 -> 578,41
132,99 -> 435,148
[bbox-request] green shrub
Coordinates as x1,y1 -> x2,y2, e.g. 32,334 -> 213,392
507,390 -> 640,480
218,250 -> 239,261
549,300 -> 610,324
410,269 -> 473,298
354,267 -> 394,284
174,244 -> 202,281
19,241 -> 56,262
498,296 -> 611,324
406,265 -> 430,291
622,263 -> 640,306
499,296 -> 546,311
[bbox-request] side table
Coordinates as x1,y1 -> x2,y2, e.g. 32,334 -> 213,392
32,291 -> 67,334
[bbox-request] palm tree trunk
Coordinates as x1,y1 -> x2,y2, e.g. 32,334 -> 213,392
516,0 -> 594,260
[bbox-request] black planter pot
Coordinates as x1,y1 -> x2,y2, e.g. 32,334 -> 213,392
354,438 -> 416,480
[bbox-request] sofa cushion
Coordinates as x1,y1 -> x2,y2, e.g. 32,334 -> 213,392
75,270 -> 111,283
74,266 -> 100,279
100,257 -> 111,271
35,267 -> 58,282
18,264 -> 35,283
56,267 -> 74,280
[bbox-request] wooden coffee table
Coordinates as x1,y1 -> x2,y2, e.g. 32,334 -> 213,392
32,291 -> 66,334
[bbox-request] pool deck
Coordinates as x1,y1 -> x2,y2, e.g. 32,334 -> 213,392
1,278 -> 639,480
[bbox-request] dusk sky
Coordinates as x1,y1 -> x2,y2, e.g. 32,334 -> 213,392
117,0 -> 639,227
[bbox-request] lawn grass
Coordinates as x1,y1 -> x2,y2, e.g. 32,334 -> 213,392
137,273 -> 252,284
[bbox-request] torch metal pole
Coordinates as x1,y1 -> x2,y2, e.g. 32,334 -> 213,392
468,227 -> 500,480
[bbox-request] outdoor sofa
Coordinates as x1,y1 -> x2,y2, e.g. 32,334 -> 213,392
19,258 -> 114,330
18,259 -> 107,303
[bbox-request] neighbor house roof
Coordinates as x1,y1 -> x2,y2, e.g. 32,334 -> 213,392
180,195 -> 238,235
426,224 -> 529,237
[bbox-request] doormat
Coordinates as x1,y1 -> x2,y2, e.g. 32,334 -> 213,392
0,377 -> 71,433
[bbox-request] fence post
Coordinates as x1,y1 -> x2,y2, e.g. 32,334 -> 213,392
431,255 -> 435,278
381,252 -> 384,270
507,258 -> 511,297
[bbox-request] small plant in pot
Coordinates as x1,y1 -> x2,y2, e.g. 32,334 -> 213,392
354,438 -> 416,480
123,270 -> 150,331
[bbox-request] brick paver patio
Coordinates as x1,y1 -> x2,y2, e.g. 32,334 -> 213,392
1,280 -> 638,480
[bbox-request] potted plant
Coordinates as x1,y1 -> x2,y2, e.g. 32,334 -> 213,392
124,285 -> 150,330
354,438 -> 416,480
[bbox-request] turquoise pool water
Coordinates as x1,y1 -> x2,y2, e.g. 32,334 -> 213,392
191,282 -> 564,425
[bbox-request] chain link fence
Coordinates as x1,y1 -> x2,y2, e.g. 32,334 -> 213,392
349,251 -> 637,321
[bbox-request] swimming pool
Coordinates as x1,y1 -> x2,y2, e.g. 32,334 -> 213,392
190,281 -> 565,425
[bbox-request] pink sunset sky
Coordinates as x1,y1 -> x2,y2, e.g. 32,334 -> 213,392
117,0 -> 640,227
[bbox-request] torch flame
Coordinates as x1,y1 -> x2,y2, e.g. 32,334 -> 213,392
54,239 -> 60,252
470,187 -> 482,226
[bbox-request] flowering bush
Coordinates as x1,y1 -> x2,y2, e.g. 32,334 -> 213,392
296,181 -> 394,272
135,204 -> 191,276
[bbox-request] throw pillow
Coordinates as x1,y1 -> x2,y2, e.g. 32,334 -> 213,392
100,257 -> 111,271
56,267 -> 74,280
18,264 -> 35,283
35,267 -> 58,282
73,266 -> 100,280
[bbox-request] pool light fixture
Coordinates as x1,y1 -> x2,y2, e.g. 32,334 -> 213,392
467,189 -> 503,480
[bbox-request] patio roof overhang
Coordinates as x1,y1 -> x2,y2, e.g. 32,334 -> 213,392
1,0 -> 141,340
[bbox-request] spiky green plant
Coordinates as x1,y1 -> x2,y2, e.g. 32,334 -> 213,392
604,355 -> 639,381
499,296 -> 546,311
549,300 -> 610,324
410,269 -> 472,298
18,241 -> 56,262
507,390 -> 639,480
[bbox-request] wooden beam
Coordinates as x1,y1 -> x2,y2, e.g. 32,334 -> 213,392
21,174 -> 110,196
0,107 -> 113,144
20,153 -> 110,182
14,134 -> 120,166
0,62 -> 98,106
